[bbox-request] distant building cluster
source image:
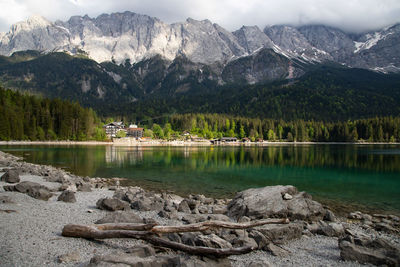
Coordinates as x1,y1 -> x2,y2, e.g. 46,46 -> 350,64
103,122 -> 144,139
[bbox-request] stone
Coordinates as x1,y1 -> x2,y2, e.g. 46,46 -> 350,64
96,198 -> 130,211
1,169 -> 20,183
255,223 -> 303,245
180,232 -> 198,246
283,193 -> 293,200
374,222 -> 398,234
57,190 -> 76,203
178,199 -> 193,213
324,210 -> 337,222
124,245 -> 155,257
317,222 -> 345,237
158,210 -> 179,220
195,234 -> 233,248
227,185 -> 325,222
57,251 -> 81,263
339,232 -> 400,266
77,182 -> 92,192
266,243 -> 290,257
211,204 -> 227,214
95,211 -> 143,224
4,181 -> 53,201
286,192 -> 325,221
232,237 -> 258,248
131,197 -> 164,212
227,185 -> 297,220
89,254 -> 181,267
181,214 -> 208,224
248,230 -> 270,249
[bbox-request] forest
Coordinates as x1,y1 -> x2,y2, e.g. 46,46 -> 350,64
1,86 -> 399,143
144,113 -> 400,143
0,87 -> 106,141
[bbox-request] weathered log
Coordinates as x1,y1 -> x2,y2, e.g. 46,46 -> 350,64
95,223 -> 158,231
62,224 -> 256,257
62,224 -> 151,239
151,218 -> 289,234
61,219 -> 290,257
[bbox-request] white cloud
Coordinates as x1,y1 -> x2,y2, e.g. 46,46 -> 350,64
0,0 -> 399,33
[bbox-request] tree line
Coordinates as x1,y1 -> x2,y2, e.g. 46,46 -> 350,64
146,113 -> 400,142
0,87 -> 106,141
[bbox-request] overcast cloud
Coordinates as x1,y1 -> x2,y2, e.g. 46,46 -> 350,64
0,0 -> 399,33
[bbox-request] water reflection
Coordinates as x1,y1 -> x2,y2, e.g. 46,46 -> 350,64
1,144 -> 400,214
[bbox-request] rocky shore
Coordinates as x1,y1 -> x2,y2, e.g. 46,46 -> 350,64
0,150 -> 399,266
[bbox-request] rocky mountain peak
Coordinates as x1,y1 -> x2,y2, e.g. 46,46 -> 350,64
0,12 -> 399,72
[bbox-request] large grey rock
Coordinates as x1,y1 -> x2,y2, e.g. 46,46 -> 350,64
57,190 -> 76,203
227,185 -> 297,219
254,223 -> 303,245
227,185 -> 325,222
96,198 -> 130,211
95,211 -> 143,224
286,192 -> 325,221
4,181 -> 53,200
1,169 -> 20,183
338,229 -> 400,266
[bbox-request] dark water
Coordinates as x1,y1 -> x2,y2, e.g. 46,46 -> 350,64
1,144 -> 400,214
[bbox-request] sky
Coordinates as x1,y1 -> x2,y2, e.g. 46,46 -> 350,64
0,0 -> 400,33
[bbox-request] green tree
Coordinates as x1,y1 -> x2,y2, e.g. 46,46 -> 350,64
153,124 -> 164,139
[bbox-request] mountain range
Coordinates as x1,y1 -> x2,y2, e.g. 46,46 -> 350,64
1,12 -> 400,73
0,11 -> 399,121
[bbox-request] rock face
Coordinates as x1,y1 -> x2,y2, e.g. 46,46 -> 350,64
3,181 -> 53,200
227,185 -> 325,221
0,169 -> 20,183
0,12 -> 398,73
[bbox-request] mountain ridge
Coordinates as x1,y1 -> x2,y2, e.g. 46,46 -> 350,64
0,11 -> 399,73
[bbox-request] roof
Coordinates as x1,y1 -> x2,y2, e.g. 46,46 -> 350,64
128,128 -> 144,131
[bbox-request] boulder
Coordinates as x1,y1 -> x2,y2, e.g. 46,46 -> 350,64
286,192 -> 325,221
254,222 -> 303,245
57,190 -> 76,203
4,181 -> 53,201
227,185 -> 297,219
131,197 -> 164,212
247,260 -> 272,267
227,185 -> 325,221
96,198 -> 130,211
1,169 -> 20,183
95,211 -> 143,224
339,231 -> 400,266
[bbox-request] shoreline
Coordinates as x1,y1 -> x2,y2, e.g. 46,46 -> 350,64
1,140 -> 400,146
0,151 -> 399,266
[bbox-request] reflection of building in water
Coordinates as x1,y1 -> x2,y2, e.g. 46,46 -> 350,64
105,146 -> 144,164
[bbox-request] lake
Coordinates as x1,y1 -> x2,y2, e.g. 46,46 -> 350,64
1,144 -> 400,215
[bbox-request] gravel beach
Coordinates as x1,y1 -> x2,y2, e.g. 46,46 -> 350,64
0,151 -> 398,267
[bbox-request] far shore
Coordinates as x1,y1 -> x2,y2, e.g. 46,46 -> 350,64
0,139 -> 400,146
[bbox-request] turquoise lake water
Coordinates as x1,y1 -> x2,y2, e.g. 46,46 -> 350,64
1,144 -> 399,214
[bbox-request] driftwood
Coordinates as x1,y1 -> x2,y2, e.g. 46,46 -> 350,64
62,218 -> 289,257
